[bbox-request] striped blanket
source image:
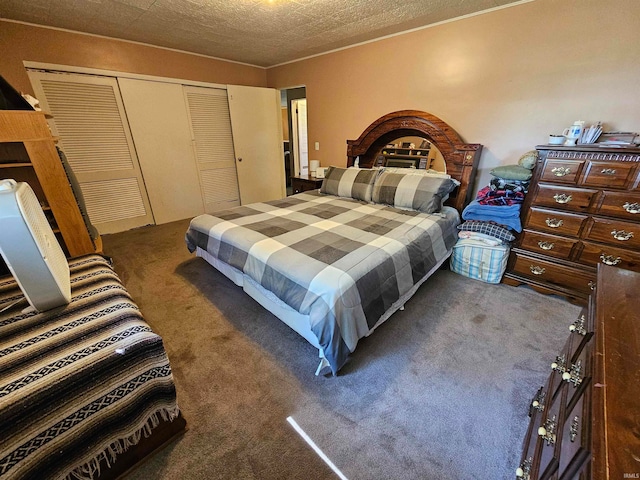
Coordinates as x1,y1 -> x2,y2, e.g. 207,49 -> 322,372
0,255 -> 180,480
186,191 -> 460,374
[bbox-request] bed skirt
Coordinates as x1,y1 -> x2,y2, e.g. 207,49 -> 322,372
195,246 -> 452,374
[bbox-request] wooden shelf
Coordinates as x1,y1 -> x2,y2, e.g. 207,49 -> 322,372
0,110 -> 100,258
382,153 -> 424,160
380,146 -> 432,169
0,162 -> 32,168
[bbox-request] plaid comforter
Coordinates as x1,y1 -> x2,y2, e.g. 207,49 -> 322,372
186,191 -> 460,374
0,255 -> 180,480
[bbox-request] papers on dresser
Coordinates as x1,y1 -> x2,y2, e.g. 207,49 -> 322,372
578,122 -> 602,144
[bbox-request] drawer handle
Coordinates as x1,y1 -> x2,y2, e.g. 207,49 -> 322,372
551,166 -> 571,177
516,457 -> 533,479
551,354 -> 567,374
545,218 -> 564,228
538,415 -> 557,446
569,314 -> 587,336
537,241 -> 555,250
611,229 -> 634,241
531,388 -> 546,412
570,416 -> 580,442
623,202 -> 640,214
553,193 -> 573,204
600,253 -> 622,266
530,265 -> 546,275
562,359 -> 583,387
601,168 -> 617,175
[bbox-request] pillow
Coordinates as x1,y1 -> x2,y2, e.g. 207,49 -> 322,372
518,151 -> 538,170
320,166 -> 378,202
457,220 -> 516,243
490,165 -> 533,181
372,171 -> 458,213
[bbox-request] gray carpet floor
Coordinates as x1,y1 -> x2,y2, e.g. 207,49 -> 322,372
101,219 -> 583,480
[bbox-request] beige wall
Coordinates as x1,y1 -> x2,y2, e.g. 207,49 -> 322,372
0,21 -> 267,96
267,0 -> 640,191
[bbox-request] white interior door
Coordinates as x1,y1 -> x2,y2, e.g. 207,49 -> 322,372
227,85 -> 285,204
183,85 -> 240,213
292,99 -> 308,176
118,78 -> 204,224
28,70 -> 155,234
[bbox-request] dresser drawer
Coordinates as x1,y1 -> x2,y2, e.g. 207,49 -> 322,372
536,384 -> 565,479
519,230 -> 577,260
584,216 -> 640,250
582,160 -> 637,189
519,374 -> 558,479
557,389 -> 591,480
540,159 -> 585,184
510,251 -> 595,295
526,207 -> 588,237
563,340 -> 592,409
567,309 -> 593,363
576,241 -> 640,273
532,184 -> 598,213
597,190 -> 640,221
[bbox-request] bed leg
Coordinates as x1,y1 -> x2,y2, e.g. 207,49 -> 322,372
315,357 -> 330,376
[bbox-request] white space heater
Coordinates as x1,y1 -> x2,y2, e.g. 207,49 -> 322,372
0,179 -> 71,311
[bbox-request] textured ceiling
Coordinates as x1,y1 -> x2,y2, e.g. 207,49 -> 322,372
0,0 -> 520,67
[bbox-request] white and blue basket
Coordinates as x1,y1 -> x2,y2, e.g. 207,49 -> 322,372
450,238 -> 510,284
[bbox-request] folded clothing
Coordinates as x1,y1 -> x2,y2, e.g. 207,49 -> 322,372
490,177 -> 529,193
458,230 -> 504,246
457,220 -> 516,243
476,186 -> 524,206
462,199 -> 522,232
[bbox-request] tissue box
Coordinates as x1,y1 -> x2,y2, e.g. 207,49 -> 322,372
450,238 -> 510,284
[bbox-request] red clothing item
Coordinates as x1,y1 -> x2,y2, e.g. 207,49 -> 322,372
476,186 -> 524,206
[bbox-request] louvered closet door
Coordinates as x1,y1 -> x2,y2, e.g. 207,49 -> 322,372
183,86 -> 240,213
28,71 -> 154,234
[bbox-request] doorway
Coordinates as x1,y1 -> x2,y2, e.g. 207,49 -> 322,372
281,87 -> 307,194
291,98 -> 308,176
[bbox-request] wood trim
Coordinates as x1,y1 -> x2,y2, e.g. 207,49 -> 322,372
346,110 -> 482,213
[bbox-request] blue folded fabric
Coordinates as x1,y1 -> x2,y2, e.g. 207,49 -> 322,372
462,199 -> 522,232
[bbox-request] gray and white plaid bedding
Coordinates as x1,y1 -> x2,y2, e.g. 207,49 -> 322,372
185,191 -> 460,374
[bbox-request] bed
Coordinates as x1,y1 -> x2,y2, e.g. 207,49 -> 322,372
0,254 -> 185,480
185,111 -> 482,375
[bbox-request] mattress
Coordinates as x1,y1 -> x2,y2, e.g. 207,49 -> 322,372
186,191 -> 460,374
0,255 -> 180,480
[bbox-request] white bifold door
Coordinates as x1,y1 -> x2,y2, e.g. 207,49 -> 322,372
183,85 -> 241,213
29,70 -> 285,234
28,71 -> 155,234
227,85 -> 286,204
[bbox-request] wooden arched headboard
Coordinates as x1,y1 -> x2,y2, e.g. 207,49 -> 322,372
346,110 -> 482,213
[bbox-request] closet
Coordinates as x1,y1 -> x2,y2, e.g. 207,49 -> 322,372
28,69 -> 285,234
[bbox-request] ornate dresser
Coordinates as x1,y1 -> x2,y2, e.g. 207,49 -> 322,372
516,264 -> 640,480
503,145 -> 640,303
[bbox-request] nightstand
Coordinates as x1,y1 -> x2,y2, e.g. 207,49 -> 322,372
291,174 -> 324,194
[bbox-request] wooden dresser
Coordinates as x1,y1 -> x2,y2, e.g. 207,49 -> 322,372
503,145 -> 640,304
516,264 -> 640,480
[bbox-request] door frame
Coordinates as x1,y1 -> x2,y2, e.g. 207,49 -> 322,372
283,86 -> 306,178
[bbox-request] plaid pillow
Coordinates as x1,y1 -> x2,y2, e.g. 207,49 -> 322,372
457,220 -> 516,243
320,167 -> 378,202
372,171 -> 458,213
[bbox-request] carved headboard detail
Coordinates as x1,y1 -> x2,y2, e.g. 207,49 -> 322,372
346,110 -> 482,213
